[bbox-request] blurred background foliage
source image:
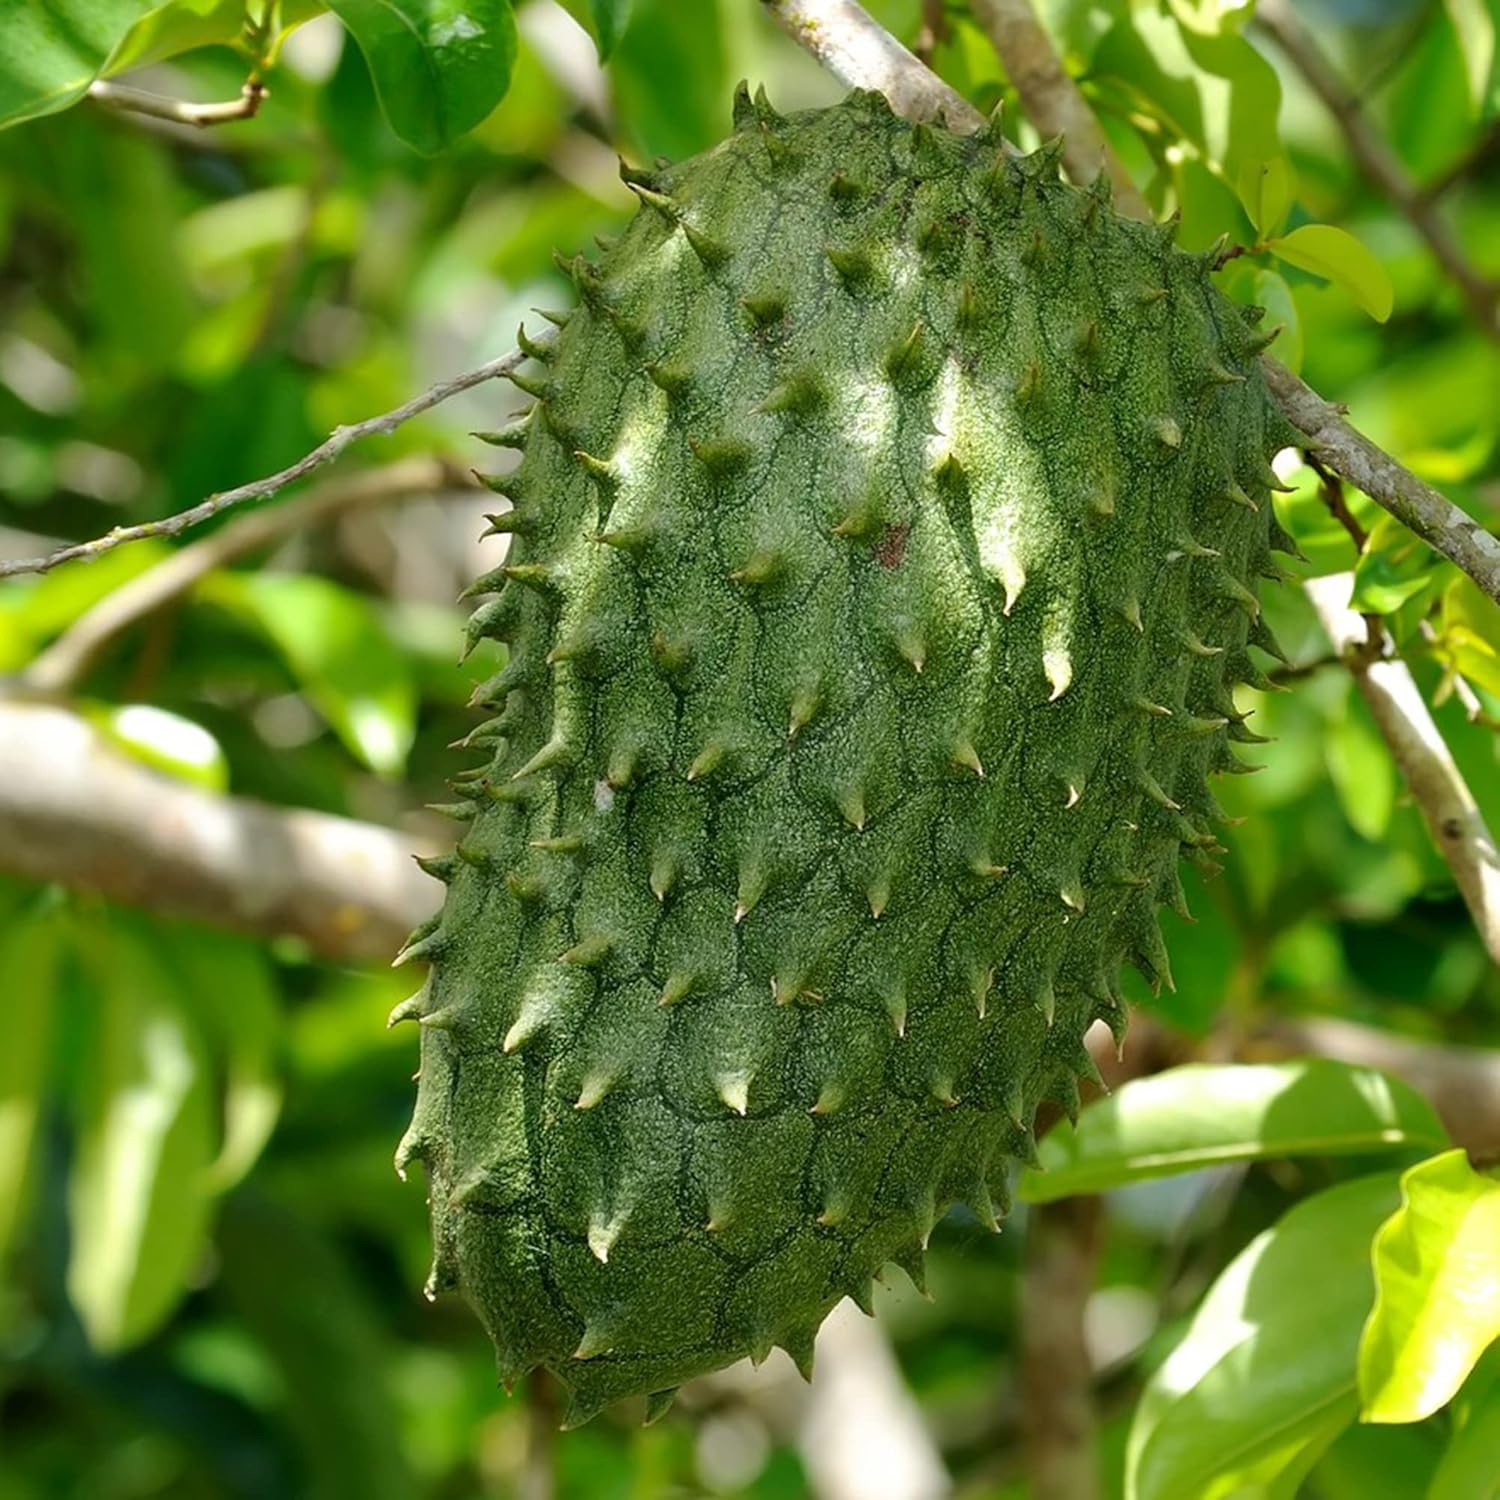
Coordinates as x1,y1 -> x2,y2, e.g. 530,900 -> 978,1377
0,0 -> 1498,1495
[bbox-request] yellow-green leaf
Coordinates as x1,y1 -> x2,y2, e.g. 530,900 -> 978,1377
1359,1150 -> 1500,1424
1267,224 -> 1395,322
1238,157 -> 1294,238
1434,574 -> 1500,701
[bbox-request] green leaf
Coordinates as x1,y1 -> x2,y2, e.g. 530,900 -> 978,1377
170,927 -> 283,1193
611,0 -> 732,159
90,703 -> 229,791
1351,513 -> 1442,616
1434,574 -> 1500,701
105,0 -> 324,74
327,0 -> 518,154
1267,224 -> 1395,323
1325,688 -> 1397,842
1237,157 -> 1294,239
0,901 -> 64,1261
206,571 -> 417,776
1019,1061 -> 1447,1203
1127,1172 -> 1405,1500
1359,1150 -> 1500,1424
1443,0 -> 1495,115
0,0 -> 162,129
1250,266 -> 1303,375
557,0 -> 633,59
68,918 -> 216,1352
1429,1373 -> 1500,1499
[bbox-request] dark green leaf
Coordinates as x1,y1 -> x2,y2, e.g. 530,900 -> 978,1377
1020,1060 -> 1446,1203
328,0 -> 517,154
557,0 -> 633,59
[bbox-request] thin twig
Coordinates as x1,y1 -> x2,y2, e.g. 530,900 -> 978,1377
0,344 -> 535,580
1304,574 -> 1500,965
1254,0 -> 1499,342
23,457 -> 471,695
760,0 -> 986,131
970,0 -> 1150,218
1265,359 -> 1500,608
88,78 -> 268,128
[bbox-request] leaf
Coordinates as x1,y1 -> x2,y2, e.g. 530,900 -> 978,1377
1250,266 -> 1303,375
1127,1172 -> 1405,1500
1351,513 -> 1442,615
206,571 -> 417,776
170,927 -> 283,1193
1325,688 -> 1397,842
610,0 -> 732,158
1434,574 -> 1500,701
1267,224 -> 1395,323
1359,1150 -> 1500,1424
1019,1061 -> 1447,1203
557,0 -> 633,59
91,703 -> 229,792
0,0 -> 162,129
68,918 -> 216,1352
1429,1374 -> 1500,1499
1237,157 -> 1294,239
0,901 -> 64,1261
106,0 -> 325,75
327,0 -> 518,154
1443,0 -> 1495,115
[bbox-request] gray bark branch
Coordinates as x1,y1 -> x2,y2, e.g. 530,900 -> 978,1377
970,0 -> 1150,219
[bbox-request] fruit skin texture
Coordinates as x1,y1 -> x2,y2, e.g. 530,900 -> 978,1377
395,87 -> 1298,1425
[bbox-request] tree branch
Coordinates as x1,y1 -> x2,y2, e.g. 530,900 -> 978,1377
969,0 -> 1150,219
23,457 -> 472,696
760,0 -> 985,131
0,700 -> 438,963
761,0 -> 1500,611
1254,0 -> 1499,343
1264,361 -> 1500,606
88,78 -> 268,128
1020,1196 -> 1103,1500
0,344 -> 535,580
1303,574 -> 1500,965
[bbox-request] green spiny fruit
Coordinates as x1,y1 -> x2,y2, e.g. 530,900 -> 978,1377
395,86 -> 1298,1426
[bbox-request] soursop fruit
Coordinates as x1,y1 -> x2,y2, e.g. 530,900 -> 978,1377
394,86 -> 1298,1425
